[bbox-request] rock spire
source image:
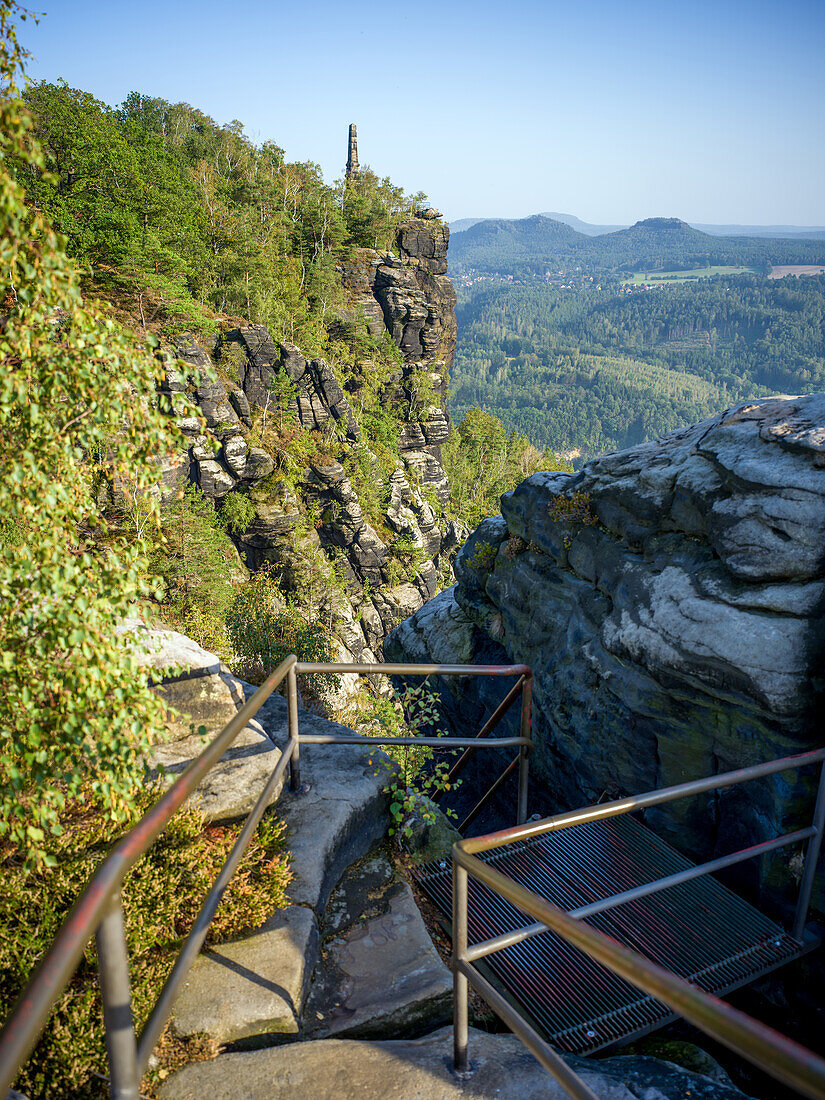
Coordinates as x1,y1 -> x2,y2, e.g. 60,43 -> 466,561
346,123 -> 359,179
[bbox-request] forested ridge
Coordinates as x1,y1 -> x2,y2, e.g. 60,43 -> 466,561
13,81 -> 428,349
450,214 -> 825,275
451,274 -> 825,457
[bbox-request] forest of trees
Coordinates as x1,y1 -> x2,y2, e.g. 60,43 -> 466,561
12,81 -> 428,352
450,274 -> 825,457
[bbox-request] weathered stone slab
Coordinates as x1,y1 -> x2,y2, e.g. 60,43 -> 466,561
169,905 -> 317,1043
148,720 -> 284,823
160,1024 -> 754,1100
305,851 -> 451,1040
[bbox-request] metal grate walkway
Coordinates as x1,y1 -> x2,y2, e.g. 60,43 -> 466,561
413,814 -> 814,1055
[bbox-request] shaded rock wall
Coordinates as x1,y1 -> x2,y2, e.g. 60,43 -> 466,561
387,395 -> 825,916
158,215 -> 458,660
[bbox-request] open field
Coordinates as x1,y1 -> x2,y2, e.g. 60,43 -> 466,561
769,264 -> 825,279
625,266 -> 755,285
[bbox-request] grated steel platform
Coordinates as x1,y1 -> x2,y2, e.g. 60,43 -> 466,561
413,814 -> 815,1055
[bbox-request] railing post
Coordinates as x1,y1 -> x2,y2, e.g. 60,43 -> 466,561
96,892 -> 140,1100
287,664 -> 301,792
517,675 -> 532,825
792,759 -> 825,942
452,859 -> 470,1075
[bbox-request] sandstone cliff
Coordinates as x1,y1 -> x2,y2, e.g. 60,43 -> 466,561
387,394 -> 825,915
157,212 -> 458,661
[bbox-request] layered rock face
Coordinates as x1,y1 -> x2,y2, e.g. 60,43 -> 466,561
387,395 -> 825,914
341,212 -> 456,504
158,214 -> 458,659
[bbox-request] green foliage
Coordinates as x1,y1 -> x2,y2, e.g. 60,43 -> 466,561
225,567 -> 334,684
358,681 -> 459,840
451,267 -> 825,458
342,168 -> 427,253
387,535 -> 430,583
466,540 -> 498,573
0,5 -> 179,863
443,407 -> 571,527
148,485 -> 237,646
0,789 -> 291,1098
218,490 -> 256,533
12,79 -> 427,349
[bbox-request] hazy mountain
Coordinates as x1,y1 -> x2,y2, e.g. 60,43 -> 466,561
449,214 -> 584,268
449,214 -> 825,274
451,212 -> 825,241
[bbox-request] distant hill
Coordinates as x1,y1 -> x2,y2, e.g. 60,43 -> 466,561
449,214 -> 584,269
451,212 -> 825,241
448,213 -> 825,274
450,217 -> 487,233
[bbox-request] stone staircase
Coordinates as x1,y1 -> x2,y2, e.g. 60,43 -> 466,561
145,629 -> 753,1100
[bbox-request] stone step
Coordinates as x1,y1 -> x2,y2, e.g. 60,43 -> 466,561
238,687 -> 390,913
303,848 -> 452,1041
168,690 -> 391,1044
158,1024 -> 754,1100
168,905 -> 317,1044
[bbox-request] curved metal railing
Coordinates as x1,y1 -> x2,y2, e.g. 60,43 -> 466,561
0,657 -> 532,1099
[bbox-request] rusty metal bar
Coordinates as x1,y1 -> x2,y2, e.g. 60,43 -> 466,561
456,960 -> 600,1100
298,733 -> 530,749
458,756 -> 520,834
136,739 -> 296,1073
296,661 -> 531,677
792,760 -> 825,942
462,747 -> 825,855
454,845 -> 825,1100
436,676 -> 526,799
452,862 -> 470,1075
96,893 -> 140,1100
287,664 -> 300,792
517,673 -> 532,825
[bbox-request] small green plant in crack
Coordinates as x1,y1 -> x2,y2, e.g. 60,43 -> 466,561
466,539 -> 497,573
360,681 -> 460,841
547,490 -> 599,548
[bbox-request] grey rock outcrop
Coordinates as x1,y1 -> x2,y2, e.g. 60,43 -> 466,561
160,1024 -> 755,1100
340,216 -> 457,505
387,395 -> 825,914
155,218 -> 457,659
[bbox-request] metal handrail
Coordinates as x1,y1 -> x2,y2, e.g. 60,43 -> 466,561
451,746 -> 825,1100
0,658 -> 532,1099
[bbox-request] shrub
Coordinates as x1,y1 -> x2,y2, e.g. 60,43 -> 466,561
547,490 -> 599,547
0,789 -> 291,1098
218,491 -> 256,534
0,3 -> 178,863
547,489 -> 598,528
357,681 -> 459,841
466,539 -> 498,573
225,568 -> 335,686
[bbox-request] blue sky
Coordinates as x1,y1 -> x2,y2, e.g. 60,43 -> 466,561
22,0 -> 825,225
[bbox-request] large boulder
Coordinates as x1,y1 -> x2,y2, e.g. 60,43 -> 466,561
387,395 -> 825,915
